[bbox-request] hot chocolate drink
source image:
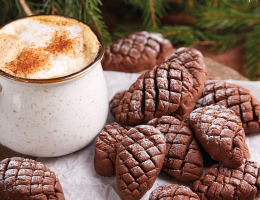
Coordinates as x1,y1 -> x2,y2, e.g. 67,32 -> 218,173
0,15 -> 100,79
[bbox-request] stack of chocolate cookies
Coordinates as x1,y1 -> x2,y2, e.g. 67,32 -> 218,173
95,46 -> 260,200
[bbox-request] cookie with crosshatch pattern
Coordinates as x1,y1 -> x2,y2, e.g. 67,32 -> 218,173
116,125 -> 166,200
0,157 -> 65,200
149,184 -> 200,200
109,91 -> 126,117
188,105 -> 249,168
148,116 -> 203,183
94,122 -> 132,177
196,80 -> 260,134
111,47 -> 207,126
102,31 -> 173,73
191,160 -> 260,200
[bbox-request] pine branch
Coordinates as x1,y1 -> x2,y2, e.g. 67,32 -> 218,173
79,0 -> 101,34
199,33 -> 245,52
120,0 -> 170,29
213,0 -> 218,7
155,24 -> 244,52
18,0 -> 34,16
1,1 -> 8,24
112,23 -> 144,41
162,0 -> 182,2
155,26 -> 206,46
189,0 -> 194,8
194,9 -> 260,33
51,0 -> 60,15
196,34 -> 244,46
244,24 -> 260,79
182,0 -> 208,12
233,1 -> 260,10
78,0 -> 111,43
148,0 -> 157,29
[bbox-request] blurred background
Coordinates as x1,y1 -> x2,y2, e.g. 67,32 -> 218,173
1,0 -> 259,80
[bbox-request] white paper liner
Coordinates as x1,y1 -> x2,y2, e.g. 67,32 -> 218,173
37,72 -> 260,200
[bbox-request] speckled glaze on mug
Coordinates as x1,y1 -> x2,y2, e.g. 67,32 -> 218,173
0,15 -> 108,157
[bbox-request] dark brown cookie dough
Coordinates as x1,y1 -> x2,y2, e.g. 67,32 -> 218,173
116,125 -> 166,200
109,91 -> 126,117
196,80 -> 260,134
149,184 -> 200,200
0,157 -> 65,200
113,47 -> 207,126
188,105 -> 249,168
148,116 -> 203,183
94,122 -> 132,177
192,160 -> 260,200
102,31 -> 173,72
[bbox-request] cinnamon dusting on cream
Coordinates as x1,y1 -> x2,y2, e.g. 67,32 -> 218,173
0,16 -> 101,79
4,28 -> 81,78
46,29 -> 80,58
5,44 -> 51,77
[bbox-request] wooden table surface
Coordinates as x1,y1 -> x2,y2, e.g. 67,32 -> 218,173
0,57 -> 256,200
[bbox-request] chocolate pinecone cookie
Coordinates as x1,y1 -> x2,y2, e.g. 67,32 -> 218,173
149,184 -> 200,200
148,116 -> 203,183
191,160 -> 260,200
102,31 -> 173,72
94,122 -> 132,177
188,105 -> 249,168
196,80 -> 260,134
111,47 -> 207,125
116,125 -> 166,200
109,91 -> 126,117
0,157 -> 65,200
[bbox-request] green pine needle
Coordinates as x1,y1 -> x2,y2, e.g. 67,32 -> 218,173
244,24 -> 260,79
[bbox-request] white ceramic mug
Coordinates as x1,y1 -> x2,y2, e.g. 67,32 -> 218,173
0,16 -> 108,157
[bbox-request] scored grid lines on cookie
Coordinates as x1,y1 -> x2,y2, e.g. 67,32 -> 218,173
149,184 -> 200,200
154,61 -> 193,118
0,157 -> 64,199
96,123 -> 131,163
114,47 -> 207,125
192,160 -> 259,200
189,105 -> 246,168
202,81 -> 252,123
144,69 -> 156,122
167,47 -> 206,92
148,116 -> 203,182
131,32 -> 168,63
116,126 -> 165,198
196,80 -> 260,134
117,53 -> 194,124
103,31 -> 170,72
131,32 -> 161,63
109,91 -> 126,117
116,32 -> 158,62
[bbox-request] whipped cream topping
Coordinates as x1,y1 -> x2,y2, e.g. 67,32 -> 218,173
0,16 -> 100,79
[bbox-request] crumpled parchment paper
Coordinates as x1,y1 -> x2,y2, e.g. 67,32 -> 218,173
37,71 -> 260,200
